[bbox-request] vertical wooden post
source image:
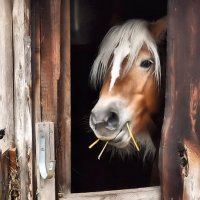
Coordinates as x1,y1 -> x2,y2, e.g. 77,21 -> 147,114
13,0 -> 33,199
160,0 -> 200,199
31,0 -> 42,198
0,0 -> 14,153
40,0 -> 60,197
57,0 -> 71,195
32,0 -> 61,199
39,0 -> 61,122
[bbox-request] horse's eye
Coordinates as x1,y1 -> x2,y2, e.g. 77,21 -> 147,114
140,59 -> 153,68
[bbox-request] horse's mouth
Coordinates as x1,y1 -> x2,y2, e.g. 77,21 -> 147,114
109,124 -> 131,148
90,117 -> 133,148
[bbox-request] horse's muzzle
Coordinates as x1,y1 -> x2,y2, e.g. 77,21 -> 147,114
91,111 -> 119,131
89,99 -> 131,142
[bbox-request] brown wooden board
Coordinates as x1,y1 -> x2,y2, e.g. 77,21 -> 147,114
40,0 -> 60,122
0,150 -> 9,200
56,0 -> 71,195
32,0 -> 61,199
31,0 -> 41,198
160,0 -> 200,199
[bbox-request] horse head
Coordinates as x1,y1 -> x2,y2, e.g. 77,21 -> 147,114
89,17 -> 167,160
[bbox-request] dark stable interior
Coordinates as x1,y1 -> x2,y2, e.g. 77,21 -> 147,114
71,0 -> 167,193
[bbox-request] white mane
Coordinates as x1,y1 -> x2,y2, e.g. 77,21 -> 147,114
90,19 -> 161,89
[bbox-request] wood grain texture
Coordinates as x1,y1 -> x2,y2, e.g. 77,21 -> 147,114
60,187 -> 161,200
0,150 -> 9,199
33,0 -> 61,199
0,0 -> 14,153
13,0 -> 33,199
56,0 -> 71,195
160,0 -> 200,199
31,0 -> 41,198
40,0 -> 60,122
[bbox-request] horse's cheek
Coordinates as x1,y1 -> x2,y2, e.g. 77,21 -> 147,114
144,80 -> 160,113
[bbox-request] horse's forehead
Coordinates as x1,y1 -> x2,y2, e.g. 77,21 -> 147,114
108,47 -> 152,91
109,43 -> 130,91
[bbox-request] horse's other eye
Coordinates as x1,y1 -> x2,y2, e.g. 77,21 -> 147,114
140,59 -> 154,68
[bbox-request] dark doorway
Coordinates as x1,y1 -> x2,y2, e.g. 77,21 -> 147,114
71,0 -> 167,193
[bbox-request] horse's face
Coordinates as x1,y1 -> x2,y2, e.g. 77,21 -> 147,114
90,48 -> 159,148
90,18 -> 166,150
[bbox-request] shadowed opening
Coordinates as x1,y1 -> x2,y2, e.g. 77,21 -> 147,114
71,0 -> 167,193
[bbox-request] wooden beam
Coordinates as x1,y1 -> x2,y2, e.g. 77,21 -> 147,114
13,0 -> 33,199
160,0 -> 200,199
31,0 -> 41,198
40,0 -> 61,122
57,0 -> 71,195
33,0 -> 61,199
59,186 -> 161,200
0,0 -> 14,153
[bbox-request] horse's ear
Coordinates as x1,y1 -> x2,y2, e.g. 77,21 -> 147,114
149,16 -> 167,44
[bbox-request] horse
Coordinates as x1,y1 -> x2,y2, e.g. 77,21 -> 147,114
89,17 -> 166,172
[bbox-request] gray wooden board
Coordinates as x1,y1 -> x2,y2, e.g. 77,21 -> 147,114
60,186 -> 161,200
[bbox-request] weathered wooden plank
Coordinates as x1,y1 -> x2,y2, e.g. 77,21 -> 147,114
40,0 -> 61,122
60,186 -> 161,200
57,0 -> 71,195
32,0 -> 41,123
31,0 -> 42,198
0,0 -> 14,153
13,0 -> 33,199
33,0 -> 61,199
160,0 -> 200,199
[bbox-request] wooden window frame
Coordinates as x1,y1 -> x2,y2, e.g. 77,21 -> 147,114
2,0 -> 200,199
34,0 -> 200,199
58,0 -> 161,198
31,0 -> 162,199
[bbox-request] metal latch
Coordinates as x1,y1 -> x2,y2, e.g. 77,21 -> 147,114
36,122 -> 56,179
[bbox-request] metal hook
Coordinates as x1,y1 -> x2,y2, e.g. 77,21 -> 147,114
37,122 -> 56,179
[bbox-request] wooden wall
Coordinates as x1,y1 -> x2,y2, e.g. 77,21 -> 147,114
0,2 -> 14,196
0,0 -> 14,156
0,0 -> 70,198
31,0 -> 70,199
57,0 -> 71,195
32,0 -> 59,199
0,0 -> 33,199
1,0 -> 200,199
160,0 -> 200,199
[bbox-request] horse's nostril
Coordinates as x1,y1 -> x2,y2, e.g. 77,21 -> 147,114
90,110 -> 119,131
106,112 -> 119,130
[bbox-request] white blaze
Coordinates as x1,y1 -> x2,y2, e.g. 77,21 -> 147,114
109,43 -> 130,91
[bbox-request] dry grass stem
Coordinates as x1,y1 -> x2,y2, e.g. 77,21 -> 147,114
126,123 -> 140,151
98,141 -> 109,160
88,139 -> 100,149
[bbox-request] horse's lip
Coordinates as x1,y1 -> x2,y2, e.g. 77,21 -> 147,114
109,127 -> 130,148
110,122 -> 129,142
90,119 -> 131,141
